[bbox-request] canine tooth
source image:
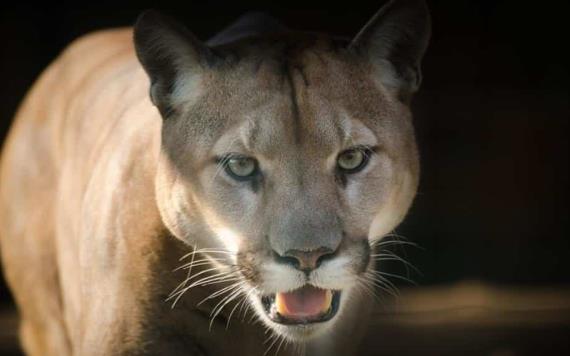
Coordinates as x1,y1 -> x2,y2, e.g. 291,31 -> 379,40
275,293 -> 288,315
322,290 -> 333,312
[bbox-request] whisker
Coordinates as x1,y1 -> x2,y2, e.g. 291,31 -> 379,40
275,333 -> 287,356
386,231 -> 414,279
167,243 -> 200,308
167,270 -> 240,304
226,293 -> 249,329
179,249 -> 235,261
369,239 -> 419,249
239,288 -> 257,321
209,287 -> 244,331
187,274 -> 241,290
373,270 -> 417,285
264,333 -> 281,356
356,277 -> 382,303
363,273 -> 399,298
168,266 -> 227,299
198,281 -> 243,305
370,252 -> 422,275
368,270 -> 400,294
174,258 -> 228,272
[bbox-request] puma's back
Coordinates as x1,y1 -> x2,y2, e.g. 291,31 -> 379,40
0,2 -> 430,355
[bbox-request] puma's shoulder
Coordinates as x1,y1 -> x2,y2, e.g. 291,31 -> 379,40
60,28 -> 134,68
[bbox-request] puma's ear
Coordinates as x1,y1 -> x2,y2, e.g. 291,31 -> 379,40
350,0 -> 431,99
134,10 -> 216,117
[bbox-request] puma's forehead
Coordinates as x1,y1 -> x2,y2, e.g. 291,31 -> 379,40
180,35 -> 410,161
212,112 -> 378,166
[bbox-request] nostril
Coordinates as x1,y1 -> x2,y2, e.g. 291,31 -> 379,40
272,251 -> 300,269
315,250 -> 335,268
274,247 -> 335,272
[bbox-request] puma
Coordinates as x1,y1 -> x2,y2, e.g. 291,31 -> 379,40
0,0 -> 430,355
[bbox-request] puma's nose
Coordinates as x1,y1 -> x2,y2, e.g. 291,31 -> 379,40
274,247 -> 336,272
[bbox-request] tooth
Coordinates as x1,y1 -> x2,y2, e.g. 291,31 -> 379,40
322,290 -> 332,312
275,293 -> 288,315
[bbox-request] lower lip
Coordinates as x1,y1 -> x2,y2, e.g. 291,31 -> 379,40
261,289 -> 341,325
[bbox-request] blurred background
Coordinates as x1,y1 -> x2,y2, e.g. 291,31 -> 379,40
0,0 -> 568,355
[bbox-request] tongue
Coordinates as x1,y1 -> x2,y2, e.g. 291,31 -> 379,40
275,286 -> 332,318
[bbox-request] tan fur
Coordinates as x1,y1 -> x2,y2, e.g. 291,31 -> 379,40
0,29 -> 264,355
0,4 -> 428,355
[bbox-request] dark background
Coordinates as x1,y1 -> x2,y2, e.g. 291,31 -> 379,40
0,0 -> 568,353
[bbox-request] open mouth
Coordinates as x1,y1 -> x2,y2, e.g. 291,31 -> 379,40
261,285 -> 341,325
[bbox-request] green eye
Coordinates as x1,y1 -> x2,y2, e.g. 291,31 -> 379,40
225,156 -> 258,180
337,148 -> 370,173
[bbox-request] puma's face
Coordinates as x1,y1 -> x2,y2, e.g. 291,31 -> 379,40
135,0 -> 429,342
156,49 -> 420,338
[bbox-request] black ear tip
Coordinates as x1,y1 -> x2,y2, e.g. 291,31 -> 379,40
135,9 -> 164,28
133,10 -> 176,50
137,9 -> 162,20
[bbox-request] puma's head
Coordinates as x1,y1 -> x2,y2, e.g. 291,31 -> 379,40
134,0 -> 430,341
